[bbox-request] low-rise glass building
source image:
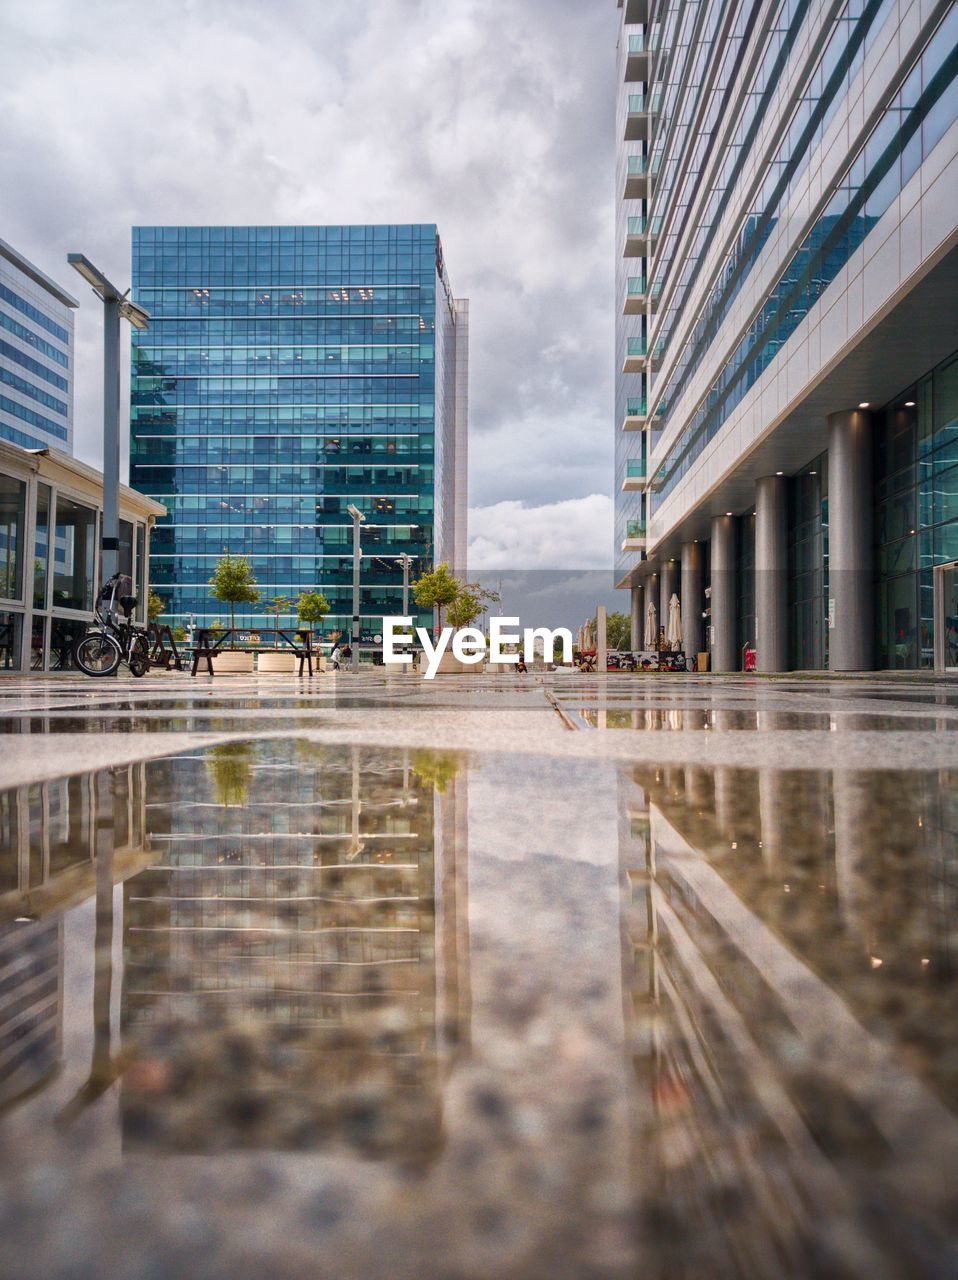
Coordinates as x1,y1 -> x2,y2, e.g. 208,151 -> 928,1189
0,440 -> 165,672
129,225 -> 468,640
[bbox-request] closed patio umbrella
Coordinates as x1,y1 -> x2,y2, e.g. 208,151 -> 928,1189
667,592 -> 683,651
644,600 -> 657,650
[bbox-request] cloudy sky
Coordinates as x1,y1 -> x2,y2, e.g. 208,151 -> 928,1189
0,0 -> 619,569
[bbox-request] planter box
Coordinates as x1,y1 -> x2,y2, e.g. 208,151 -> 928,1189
210,651 -> 255,674
257,651 -> 298,673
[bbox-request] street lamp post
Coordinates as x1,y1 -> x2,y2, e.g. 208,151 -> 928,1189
398,552 -> 412,675
399,552 -> 411,618
347,504 -> 365,673
67,255 -> 149,587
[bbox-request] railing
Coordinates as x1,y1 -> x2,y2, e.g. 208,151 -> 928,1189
628,92 -> 662,114
626,154 -> 661,177
626,398 -> 648,417
627,276 -> 648,295
627,338 -> 648,357
626,460 -> 647,478
626,521 -> 647,538
627,32 -> 660,53
627,215 -> 662,237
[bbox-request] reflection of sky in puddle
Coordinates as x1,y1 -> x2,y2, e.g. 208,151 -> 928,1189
0,741 -> 957,1275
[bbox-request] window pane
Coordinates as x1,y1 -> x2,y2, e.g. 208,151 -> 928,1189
34,482 -> 51,609
53,496 -> 97,612
0,474 -> 26,600
0,610 -> 23,670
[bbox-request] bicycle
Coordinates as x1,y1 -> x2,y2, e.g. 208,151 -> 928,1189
74,574 -> 151,678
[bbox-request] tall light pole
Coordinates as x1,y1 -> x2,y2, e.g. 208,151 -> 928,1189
399,552 -> 412,617
67,255 -> 149,587
398,552 -> 412,675
347,504 -> 365,673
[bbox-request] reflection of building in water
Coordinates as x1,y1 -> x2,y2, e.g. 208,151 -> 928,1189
0,919 -> 61,1110
618,764 -> 958,1276
121,741 -> 467,1156
0,764 -> 152,1109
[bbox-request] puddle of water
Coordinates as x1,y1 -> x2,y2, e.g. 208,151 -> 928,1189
573,706 -> 956,730
0,742 -> 957,1276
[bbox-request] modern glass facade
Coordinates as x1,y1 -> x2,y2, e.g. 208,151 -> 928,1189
130,225 -> 468,637
614,0 -> 958,671
875,350 -> 958,668
0,240 -> 77,454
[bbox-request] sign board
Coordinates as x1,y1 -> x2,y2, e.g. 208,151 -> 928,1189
828,598 -> 836,630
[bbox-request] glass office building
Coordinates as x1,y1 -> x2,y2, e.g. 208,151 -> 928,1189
130,225 -> 468,638
0,239 -> 77,455
615,0 -> 958,670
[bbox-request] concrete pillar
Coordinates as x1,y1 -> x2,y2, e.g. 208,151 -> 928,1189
659,560 -> 678,648
828,409 -> 874,671
755,476 -> 788,672
630,582 -> 643,652
758,769 -> 786,867
645,572 -> 659,648
710,515 -> 737,672
832,771 -> 873,936
681,541 -> 703,660
597,604 -> 608,673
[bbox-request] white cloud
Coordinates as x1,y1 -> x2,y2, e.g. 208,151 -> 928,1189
468,494 -> 614,571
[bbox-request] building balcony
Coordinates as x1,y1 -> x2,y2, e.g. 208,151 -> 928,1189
624,33 -> 653,81
624,215 -> 658,257
622,459 -> 647,491
624,275 -> 662,315
624,0 -> 648,23
624,93 -> 660,141
623,398 -> 647,431
621,519 -> 647,553
624,276 -> 647,315
623,337 -> 648,374
624,153 -> 658,200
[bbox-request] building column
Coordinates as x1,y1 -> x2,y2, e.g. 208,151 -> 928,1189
710,514 -> 737,672
659,560 -> 678,646
681,541 -> 703,659
755,476 -> 788,672
828,409 -> 874,671
630,582 -> 643,652
645,572 -> 659,647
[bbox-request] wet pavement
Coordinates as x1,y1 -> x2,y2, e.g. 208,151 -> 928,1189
0,670 -> 957,1278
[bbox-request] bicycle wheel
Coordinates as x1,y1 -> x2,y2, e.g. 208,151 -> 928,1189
74,632 -> 121,677
129,635 -> 150,678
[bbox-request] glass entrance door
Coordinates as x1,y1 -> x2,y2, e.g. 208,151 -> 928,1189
933,561 -> 958,672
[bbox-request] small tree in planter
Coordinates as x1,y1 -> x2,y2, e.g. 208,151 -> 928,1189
413,562 -> 460,632
446,585 -> 484,629
267,595 -> 293,648
208,552 -> 260,646
147,590 -> 166,624
297,590 -> 330,639
449,579 -> 501,628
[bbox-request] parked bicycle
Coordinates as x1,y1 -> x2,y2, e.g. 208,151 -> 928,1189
74,573 -> 151,678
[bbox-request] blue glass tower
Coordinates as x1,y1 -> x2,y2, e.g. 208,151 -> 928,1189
130,225 -> 468,637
